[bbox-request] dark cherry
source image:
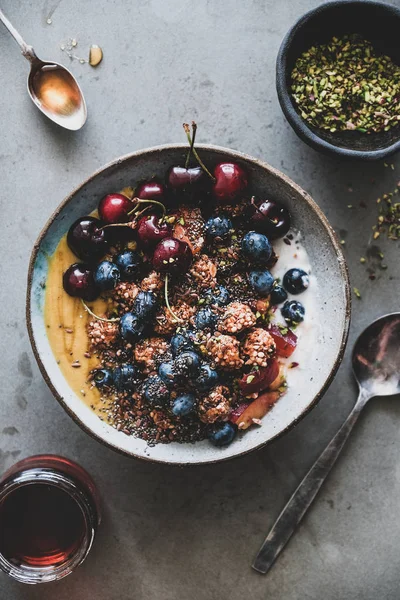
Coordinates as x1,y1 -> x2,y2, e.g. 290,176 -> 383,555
152,237 -> 193,274
212,162 -> 248,204
248,198 -> 291,239
136,181 -> 166,202
167,166 -> 205,191
63,263 -> 98,301
67,216 -> 109,261
98,193 -> 132,224
137,214 -> 172,248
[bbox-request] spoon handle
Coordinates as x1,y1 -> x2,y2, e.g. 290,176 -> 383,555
0,8 -> 37,62
252,390 -> 370,574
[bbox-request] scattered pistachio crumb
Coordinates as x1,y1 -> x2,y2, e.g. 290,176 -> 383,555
353,287 -> 362,299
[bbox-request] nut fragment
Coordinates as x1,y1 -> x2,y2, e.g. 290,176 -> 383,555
89,45 -> 103,67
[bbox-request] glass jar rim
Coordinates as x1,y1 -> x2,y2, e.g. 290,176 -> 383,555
0,467 -> 97,584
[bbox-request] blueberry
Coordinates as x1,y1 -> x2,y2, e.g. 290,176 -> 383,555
281,300 -> 305,324
283,268 -> 309,295
241,231 -> 272,265
248,269 -> 274,296
93,368 -> 113,389
142,375 -> 170,407
171,393 -> 196,417
174,351 -> 201,379
195,364 -> 219,391
93,260 -> 120,291
203,285 -> 230,307
114,250 -> 142,281
119,312 -> 146,343
170,330 -> 195,356
158,362 -> 177,386
205,215 -> 233,240
208,422 -> 238,447
194,307 -> 218,331
113,364 -> 140,392
270,284 -> 288,305
133,291 -> 158,319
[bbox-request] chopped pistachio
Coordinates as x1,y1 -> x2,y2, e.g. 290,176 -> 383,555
353,287 -> 362,299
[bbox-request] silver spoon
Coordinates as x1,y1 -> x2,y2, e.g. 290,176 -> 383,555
253,312 -> 400,574
0,8 -> 87,130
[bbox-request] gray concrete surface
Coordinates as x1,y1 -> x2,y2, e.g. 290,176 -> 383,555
0,0 -> 399,598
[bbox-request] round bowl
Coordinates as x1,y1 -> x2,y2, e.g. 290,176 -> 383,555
276,0 -> 400,160
27,144 -> 351,465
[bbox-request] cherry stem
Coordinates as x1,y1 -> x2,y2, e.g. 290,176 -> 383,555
164,274 -> 183,323
183,122 -> 215,182
81,299 -> 120,323
127,198 -> 166,219
184,122 -> 197,168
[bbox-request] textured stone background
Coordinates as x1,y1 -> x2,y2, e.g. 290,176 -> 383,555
0,1 -> 399,598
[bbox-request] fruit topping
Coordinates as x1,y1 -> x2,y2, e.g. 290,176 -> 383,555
153,238 -> 193,274
270,284 -> 288,305
248,198 -> 290,239
119,312 -> 146,343
133,291 -> 158,319
241,231 -> 272,265
136,181 -> 166,202
137,214 -> 172,248
283,268 -> 310,295
268,324 -> 297,358
207,421 -> 238,446
238,359 -> 280,395
158,362 -> 177,386
142,375 -> 170,407
63,263 -> 98,301
173,350 -> 201,379
93,368 -> 113,389
171,393 -> 196,417
114,250 -> 142,282
195,364 -> 219,391
194,307 -> 218,331
232,391 -> 280,430
113,364 -> 140,392
248,269 -> 274,296
281,300 -> 305,324
205,215 -> 233,240
170,330 -> 196,356
93,260 -> 120,291
67,216 -> 109,261
203,285 -> 230,307
98,193 -> 132,224
212,162 -> 248,204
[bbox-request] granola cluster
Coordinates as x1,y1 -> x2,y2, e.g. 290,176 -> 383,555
134,337 -> 170,373
87,319 -> 119,351
154,301 -> 196,335
241,328 -> 276,367
198,385 -> 232,424
218,301 -> 257,334
206,334 -> 243,370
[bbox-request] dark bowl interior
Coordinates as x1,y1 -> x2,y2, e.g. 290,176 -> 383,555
276,0 -> 400,159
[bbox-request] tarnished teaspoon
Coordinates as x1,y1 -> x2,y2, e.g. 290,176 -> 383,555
253,313 -> 400,574
0,8 -> 87,130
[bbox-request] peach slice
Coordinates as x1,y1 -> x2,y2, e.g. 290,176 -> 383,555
232,391 -> 280,430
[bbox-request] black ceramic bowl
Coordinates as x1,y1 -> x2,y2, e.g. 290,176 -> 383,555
276,0 -> 400,160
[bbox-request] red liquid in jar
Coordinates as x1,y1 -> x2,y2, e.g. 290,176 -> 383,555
0,483 -> 86,567
0,456 -> 100,578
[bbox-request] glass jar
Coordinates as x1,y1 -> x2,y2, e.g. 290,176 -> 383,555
0,455 -> 100,584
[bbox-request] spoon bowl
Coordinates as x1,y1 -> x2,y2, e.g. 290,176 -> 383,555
28,60 -> 87,130
0,8 -> 87,130
353,313 -> 400,399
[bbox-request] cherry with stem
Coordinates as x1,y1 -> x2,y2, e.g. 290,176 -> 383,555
183,122 -> 215,182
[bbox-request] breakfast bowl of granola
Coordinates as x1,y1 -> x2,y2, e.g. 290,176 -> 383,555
27,135 -> 350,464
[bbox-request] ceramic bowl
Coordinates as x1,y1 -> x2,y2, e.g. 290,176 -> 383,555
27,144 -> 350,465
276,0 -> 400,160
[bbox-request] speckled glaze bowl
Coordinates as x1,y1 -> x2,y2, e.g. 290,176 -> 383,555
27,145 -> 351,465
